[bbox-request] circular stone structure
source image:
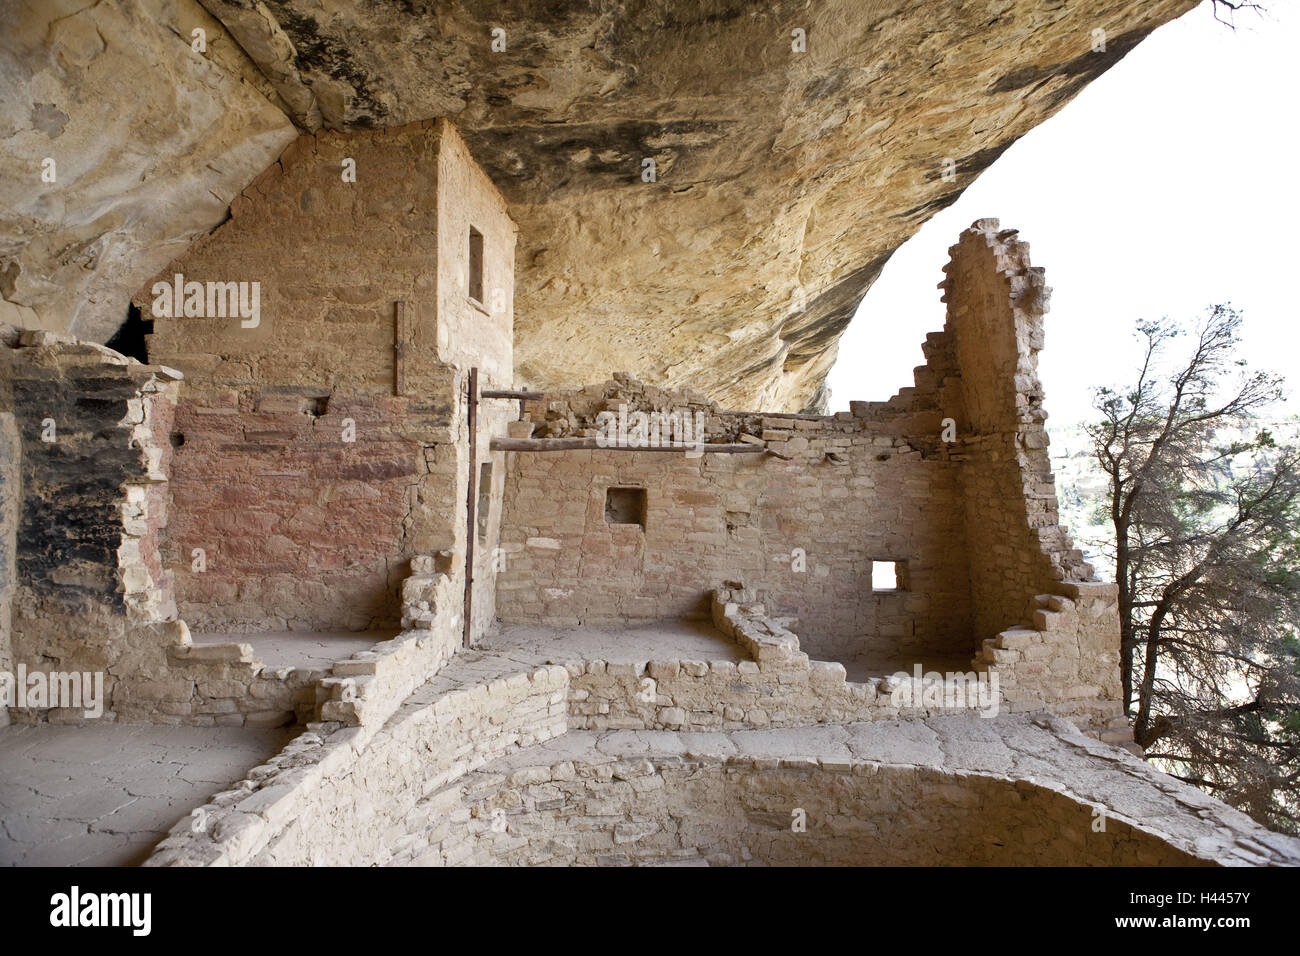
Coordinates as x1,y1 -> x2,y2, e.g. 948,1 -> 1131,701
411,749 -> 1206,867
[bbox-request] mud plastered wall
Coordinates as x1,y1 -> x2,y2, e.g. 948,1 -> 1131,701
138,119 -> 516,635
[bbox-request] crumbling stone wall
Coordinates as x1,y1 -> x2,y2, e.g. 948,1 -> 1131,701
496,376 -> 973,665
0,405 -> 17,726
0,332 -> 333,727
139,119 -> 517,636
941,218 -> 1094,636
496,220 -> 1123,723
938,220 -> 1122,723
0,332 -> 178,720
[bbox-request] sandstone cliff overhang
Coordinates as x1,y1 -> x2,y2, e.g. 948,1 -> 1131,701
2,0 -> 1199,410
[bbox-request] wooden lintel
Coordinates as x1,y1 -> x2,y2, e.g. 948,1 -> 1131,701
489,437 -> 768,454
480,389 -> 544,401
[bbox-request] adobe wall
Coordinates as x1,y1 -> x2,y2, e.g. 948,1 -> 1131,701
138,119 -> 517,636
496,375 -> 974,665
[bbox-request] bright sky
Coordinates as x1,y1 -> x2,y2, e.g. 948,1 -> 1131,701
826,0 -> 1300,426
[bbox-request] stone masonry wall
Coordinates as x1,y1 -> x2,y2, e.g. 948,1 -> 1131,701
146,662 -> 570,866
942,218 -> 1094,639
0,332 -> 336,727
139,119 -> 516,635
1,333 -> 183,721
0,404 -> 17,723
496,220 -> 1124,724
939,220 -> 1123,726
144,648 -> 1300,867
415,755 -> 1204,867
496,375 -> 973,665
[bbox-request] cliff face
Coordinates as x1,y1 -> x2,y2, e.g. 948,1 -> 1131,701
2,0 -> 1198,410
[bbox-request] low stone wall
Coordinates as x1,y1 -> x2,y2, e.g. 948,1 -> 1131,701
111,621 -> 317,727
565,592 -> 1000,732
973,580 -> 1126,736
145,662 -> 569,866
412,754 -> 1204,867
143,639 -> 1300,867
315,555 -> 464,728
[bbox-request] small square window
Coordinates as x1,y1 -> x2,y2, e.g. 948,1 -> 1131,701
468,226 -> 484,304
872,560 -> 907,592
605,487 -> 646,528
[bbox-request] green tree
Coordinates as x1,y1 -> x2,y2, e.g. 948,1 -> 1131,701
1089,305 -> 1300,832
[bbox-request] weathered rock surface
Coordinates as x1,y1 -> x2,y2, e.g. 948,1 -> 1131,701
0,0 -> 297,343
3,0 -> 1199,409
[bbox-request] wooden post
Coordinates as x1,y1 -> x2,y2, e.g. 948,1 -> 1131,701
394,301 -> 409,396
463,367 -> 478,648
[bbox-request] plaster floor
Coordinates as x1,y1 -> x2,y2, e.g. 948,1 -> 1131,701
484,620 -> 973,685
191,630 -> 398,670
0,723 -> 294,866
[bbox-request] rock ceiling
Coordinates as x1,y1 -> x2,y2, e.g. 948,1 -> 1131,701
2,0 -> 1199,410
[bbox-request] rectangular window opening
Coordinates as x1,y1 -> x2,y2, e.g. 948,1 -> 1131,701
605,487 -> 646,528
872,560 -> 907,592
476,462 -> 493,544
468,226 -> 484,305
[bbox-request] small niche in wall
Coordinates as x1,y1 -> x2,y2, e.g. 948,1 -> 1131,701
477,462 -> 493,544
468,226 -> 485,305
605,487 -> 646,528
871,560 -> 907,592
